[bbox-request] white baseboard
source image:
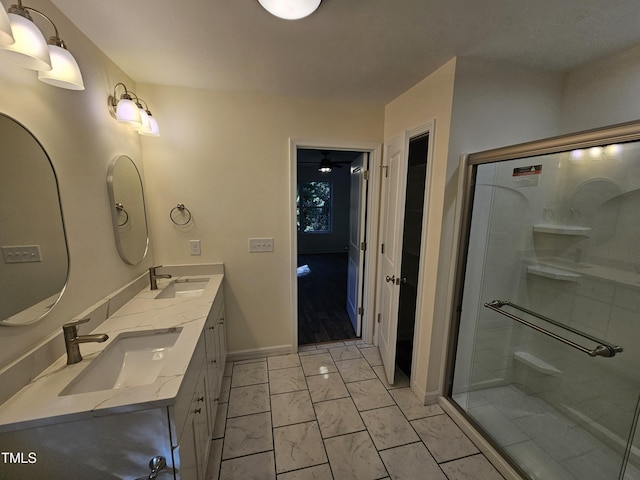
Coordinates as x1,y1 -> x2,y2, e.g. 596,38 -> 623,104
227,344 -> 293,362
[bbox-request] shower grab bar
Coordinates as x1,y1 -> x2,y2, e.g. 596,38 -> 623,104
484,300 -> 623,358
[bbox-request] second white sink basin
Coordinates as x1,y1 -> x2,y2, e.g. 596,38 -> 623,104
154,278 -> 209,299
60,327 -> 182,396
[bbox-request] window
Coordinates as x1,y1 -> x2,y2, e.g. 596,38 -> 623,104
297,181 -> 332,233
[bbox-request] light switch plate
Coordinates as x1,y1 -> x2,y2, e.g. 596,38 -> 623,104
190,240 -> 201,256
249,238 -> 274,253
2,245 -> 42,263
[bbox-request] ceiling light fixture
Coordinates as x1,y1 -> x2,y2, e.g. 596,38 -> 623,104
318,158 -> 332,173
0,1 -> 84,89
258,0 -> 321,20
108,83 -> 160,137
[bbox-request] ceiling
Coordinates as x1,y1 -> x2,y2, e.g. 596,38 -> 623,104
50,0 -> 640,103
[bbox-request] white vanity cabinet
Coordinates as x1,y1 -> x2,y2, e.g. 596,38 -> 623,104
169,285 -> 226,480
204,288 -> 227,434
0,276 -> 227,480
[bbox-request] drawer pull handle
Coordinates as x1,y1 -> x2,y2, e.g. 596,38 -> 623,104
194,408 -> 201,414
197,396 -> 204,402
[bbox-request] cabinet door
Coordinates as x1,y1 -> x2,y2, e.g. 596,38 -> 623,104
194,364 -> 211,480
176,362 -> 210,480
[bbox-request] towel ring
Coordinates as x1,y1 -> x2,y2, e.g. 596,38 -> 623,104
170,203 -> 192,225
115,203 -> 129,227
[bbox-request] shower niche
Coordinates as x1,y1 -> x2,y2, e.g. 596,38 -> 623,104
448,123 -> 640,480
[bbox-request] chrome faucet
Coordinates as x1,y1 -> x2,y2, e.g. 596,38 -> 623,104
149,265 -> 172,290
63,318 -> 109,365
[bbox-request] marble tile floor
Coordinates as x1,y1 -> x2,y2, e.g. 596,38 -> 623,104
205,340 -> 504,480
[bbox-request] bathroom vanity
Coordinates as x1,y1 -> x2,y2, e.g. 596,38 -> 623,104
0,266 -> 226,480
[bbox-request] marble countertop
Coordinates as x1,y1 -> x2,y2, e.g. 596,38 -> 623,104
0,273 -> 223,433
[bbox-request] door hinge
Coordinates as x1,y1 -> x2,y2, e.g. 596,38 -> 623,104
360,241 -> 366,251
380,165 -> 388,177
377,313 -> 381,323
381,243 -> 385,254
363,170 -> 369,181
358,306 -> 364,315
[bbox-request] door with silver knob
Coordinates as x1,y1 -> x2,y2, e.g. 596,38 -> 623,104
378,134 -> 406,385
377,129 -> 430,384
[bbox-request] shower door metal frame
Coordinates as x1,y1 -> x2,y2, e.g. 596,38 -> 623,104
444,119 -> 640,479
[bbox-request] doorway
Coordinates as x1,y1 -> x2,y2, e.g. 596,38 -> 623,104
296,149 -> 368,345
378,124 -> 433,385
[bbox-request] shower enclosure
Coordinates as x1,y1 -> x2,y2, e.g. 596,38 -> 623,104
448,122 -> 640,480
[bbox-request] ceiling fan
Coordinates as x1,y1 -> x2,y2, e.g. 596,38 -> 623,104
300,151 -> 351,173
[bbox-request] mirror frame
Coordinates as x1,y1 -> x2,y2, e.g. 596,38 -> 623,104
0,113 -> 70,326
106,155 -> 149,265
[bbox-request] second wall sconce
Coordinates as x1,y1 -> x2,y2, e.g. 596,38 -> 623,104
108,83 -> 160,137
0,0 -> 84,90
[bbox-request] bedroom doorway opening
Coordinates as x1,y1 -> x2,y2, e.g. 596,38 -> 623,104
296,148 -> 369,345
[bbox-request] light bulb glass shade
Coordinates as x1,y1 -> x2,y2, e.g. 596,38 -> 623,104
37,45 -> 84,90
258,0 -> 321,19
132,107 -> 150,132
139,115 -> 159,137
0,13 -> 51,70
318,166 -> 332,173
115,97 -> 141,126
0,2 -> 14,46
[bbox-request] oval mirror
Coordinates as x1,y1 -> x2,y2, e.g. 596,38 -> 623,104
107,155 -> 149,265
0,114 -> 69,326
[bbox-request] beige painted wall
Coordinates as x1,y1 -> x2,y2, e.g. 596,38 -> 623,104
382,58 -> 457,400
137,84 -> 384,353
0,0 -> 151,366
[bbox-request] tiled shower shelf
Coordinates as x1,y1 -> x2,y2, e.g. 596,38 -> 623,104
527,265 -> 581,282
532,224 -> 592,236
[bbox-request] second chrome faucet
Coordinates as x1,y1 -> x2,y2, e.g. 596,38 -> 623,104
149,265 -> 172,290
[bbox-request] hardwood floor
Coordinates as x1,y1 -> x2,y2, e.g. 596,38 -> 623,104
297,253 -> 357,345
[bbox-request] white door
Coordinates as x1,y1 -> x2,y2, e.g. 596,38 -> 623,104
377,135 -> 408,384
346,153 -> 367,335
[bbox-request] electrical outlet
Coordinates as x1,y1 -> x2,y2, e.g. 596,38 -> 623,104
190,240 -> 201,256
249,238 -> 274,253
2,245 -> 42,263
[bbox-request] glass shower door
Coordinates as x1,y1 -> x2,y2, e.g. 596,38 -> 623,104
449,134 -> 640,480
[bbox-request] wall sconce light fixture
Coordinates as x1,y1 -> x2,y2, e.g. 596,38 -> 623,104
0,2 -> 14,46
109,83 -> 160,137
0,0 -> 84,90
258,0 -> 321,20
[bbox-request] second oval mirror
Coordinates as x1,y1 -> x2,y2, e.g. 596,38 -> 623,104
107,155 -> 149,265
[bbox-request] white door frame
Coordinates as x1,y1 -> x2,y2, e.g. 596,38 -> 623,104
289,138 -> 383,350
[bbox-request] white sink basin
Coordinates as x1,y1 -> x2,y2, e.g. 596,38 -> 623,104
154,278 -> 209,299
60,328 -> 182,396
